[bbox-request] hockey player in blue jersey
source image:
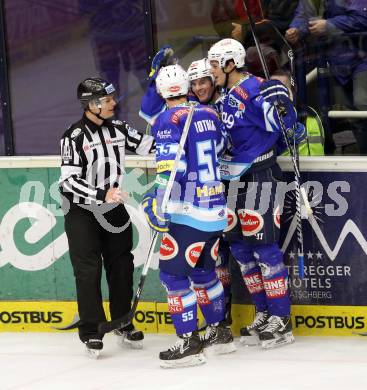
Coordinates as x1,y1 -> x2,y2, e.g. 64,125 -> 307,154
187,58 -> 233,325
208,38 -> 296,349
187,58 -> 219,106
140,48 -> 220,125
139,45 -> 175,125
142,64 -> 235,367
141,51 -> 233,324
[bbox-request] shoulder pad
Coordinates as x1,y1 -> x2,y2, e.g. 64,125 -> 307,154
70,128 -> 82,139
111,119 -> 124,126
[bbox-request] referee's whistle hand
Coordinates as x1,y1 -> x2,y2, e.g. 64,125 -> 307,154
105,188 -> 124,203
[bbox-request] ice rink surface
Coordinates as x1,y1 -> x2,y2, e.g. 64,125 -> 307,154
1,332 -> 367,390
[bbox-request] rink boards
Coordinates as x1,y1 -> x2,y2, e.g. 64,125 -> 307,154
1,156 -> 367,336
1,301 -> 367,337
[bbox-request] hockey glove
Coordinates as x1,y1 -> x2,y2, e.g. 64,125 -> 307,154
277,122 -> 307,155
142,193 -> 170,233
260,79 -> 297,130
149,45 -> 176,81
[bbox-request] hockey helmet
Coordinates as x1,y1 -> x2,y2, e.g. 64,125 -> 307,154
77,77 -> 116,108
156,64 -> 189,99
208,38 -> 246,69
187,58 -> 214,82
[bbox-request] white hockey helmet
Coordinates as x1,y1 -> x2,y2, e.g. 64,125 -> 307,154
208,38 -> 246,69
156,64 -> 189,99
187,58 -> 214,82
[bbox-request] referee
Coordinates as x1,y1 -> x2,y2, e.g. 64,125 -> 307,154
59,77 -> 155,358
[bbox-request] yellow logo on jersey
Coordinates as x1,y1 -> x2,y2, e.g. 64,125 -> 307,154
196,184 -> 224,197
156,160 -> 175,173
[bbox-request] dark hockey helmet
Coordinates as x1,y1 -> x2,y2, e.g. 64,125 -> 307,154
77,77 -> 116,108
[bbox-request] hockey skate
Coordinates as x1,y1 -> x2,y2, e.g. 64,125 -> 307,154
202,321 -> 236,355
259,315 -> 295,349
159,331 -> 206,368
240,311 -> 269,346
114,324 -> 144,350
84,339 -> 103,359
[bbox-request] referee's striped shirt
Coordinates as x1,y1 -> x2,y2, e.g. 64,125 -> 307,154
59,114 -> 155,205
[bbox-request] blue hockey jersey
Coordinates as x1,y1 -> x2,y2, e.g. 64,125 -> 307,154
219,74 -> 282,180
153,103 -> 227,232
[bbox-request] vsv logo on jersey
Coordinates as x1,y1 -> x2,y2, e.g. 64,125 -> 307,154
160,233 -> 179,260
185,242 -> 205,267
238,209 -> 264,236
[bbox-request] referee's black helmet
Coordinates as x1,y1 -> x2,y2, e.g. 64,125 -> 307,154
77,77 -> 116,108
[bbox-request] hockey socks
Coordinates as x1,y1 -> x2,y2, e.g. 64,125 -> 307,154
191,269 -> 226,326
255,244 -> 291,317
160,271 -> 198,334
230,241 -> 268,312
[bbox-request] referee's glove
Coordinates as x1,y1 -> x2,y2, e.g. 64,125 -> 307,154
148,45 -> 176,81
142,193 -> 170,233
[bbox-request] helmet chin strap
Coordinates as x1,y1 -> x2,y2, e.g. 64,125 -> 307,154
87,103 -> 105,121
222,63 -> 236,89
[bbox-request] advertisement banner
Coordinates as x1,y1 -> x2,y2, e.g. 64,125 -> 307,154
281,172 -> 367,307
2,301 -> 366,337
0,166 -> 165,302
1,163 -> 367,336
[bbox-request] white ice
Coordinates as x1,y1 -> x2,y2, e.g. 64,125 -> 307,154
1,333 -> 366,390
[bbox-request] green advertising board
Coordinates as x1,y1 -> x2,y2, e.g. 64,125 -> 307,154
0,161 -> 166,302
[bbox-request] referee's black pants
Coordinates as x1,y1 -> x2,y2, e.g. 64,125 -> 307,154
64,203 -> 133,342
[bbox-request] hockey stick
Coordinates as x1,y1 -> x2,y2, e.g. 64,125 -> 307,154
257,19 -> 297,105
98,103 -> 196,334
53,320 -> 81,331
242,0 -> 308,278
259,19 -> 308,279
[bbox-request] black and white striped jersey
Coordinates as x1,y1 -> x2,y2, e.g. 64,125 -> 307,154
59,114 -> 155,205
